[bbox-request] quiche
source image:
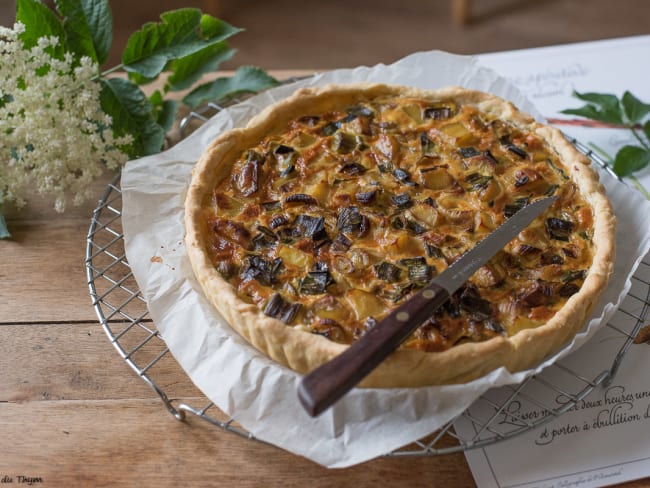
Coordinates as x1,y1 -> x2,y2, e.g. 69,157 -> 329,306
184,83 -> 615,387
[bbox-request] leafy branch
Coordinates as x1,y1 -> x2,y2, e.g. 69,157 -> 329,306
15,0 -> 279,159
561,90 -> 650,181
1,0 -> 279,238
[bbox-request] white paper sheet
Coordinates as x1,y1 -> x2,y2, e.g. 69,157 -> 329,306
120,49 -> 650,468
455,36 -> 650,488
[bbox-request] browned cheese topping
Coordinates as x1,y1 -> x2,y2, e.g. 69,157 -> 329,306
204,95 -> 595,351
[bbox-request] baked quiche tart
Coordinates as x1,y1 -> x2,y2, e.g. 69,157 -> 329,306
184,83 -> 615,387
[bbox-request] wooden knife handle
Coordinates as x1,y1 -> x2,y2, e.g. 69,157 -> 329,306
297,282 -> 450,417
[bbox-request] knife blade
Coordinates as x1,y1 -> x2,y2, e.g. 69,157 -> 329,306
297,195 -> 557,416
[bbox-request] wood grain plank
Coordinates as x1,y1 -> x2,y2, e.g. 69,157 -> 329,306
0,228 -> 95,322
0,398 -> 476,488
0,223 -> 108,323
0,172 -> 117,323
0,322 -> 203,402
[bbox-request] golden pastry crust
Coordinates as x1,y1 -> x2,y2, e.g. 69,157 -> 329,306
184,83 -> 616,387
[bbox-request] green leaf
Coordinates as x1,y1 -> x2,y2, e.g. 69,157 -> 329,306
55,0 -> 113,65
560,90 -> 624,125
121,8 -> 243,79
622,91 -> 650,124
126,71 -> 156,86
182,66 -> 279,108
149,89 -> 164,107
157,100 -> 179,133
613,145 -> 650,177
16,0 -> 67,57
99,78 -> 165,158
166,42 -> 235,92
572,90 -> 620,108
55,0 -> 98,63
561,106 -> 610,122
0,210 -> 10,239
149,90 -> 178,133
199,14 -> 239,39
644,120 -> 650,141
80,0 -> 112,64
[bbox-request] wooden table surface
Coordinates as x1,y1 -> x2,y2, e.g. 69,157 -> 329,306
1,70 -> 648,488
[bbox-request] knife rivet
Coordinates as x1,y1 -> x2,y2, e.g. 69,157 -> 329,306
396,311 -> 410,322
422,289 -> 435,299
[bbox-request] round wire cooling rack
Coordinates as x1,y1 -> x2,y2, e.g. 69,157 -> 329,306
86,104 -> 650,455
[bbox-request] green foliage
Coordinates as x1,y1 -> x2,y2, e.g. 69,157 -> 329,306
166,42 -> 235,92
99,78 -> 165,157
16,0 -> 67,58
562,90 -> 650,179
622,91 -> 650,124
613,145 -> 650,177
183,66 -> 280,108
561,91 -> 624,125
121,9 -> 242,79
56,0 -> 113,64
13,1 -> 277,160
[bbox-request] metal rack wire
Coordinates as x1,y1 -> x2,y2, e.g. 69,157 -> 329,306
85,105 -> 650,456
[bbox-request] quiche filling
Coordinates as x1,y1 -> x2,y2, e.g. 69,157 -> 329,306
203,94 -> 595,352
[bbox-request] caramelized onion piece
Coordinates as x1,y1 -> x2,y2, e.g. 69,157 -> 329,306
458,146 -> 480,158
559,283 -> 580,297
504,197 -> 530,218
251,225 -> 278,250
518,281 -> 553,307
424,101 -> 456,120
393,168 -> 416,186
355,189 -> 377,204
546,218 -> 574,241
333,132 -> 358,153
339,162 -> 366,175
297,115 -> 320,126
465,173 -> 492,191
311,318 -> 349,343
500,136 -> 528,158
269,215 -> 289,229
391,214 -> 427,235
241,256 -> 282,286
212,218 -> 251,249
337,206 -> 370,237
374,262 -> 402,283
235,160 -> 260,197
263,293 -> 300,324
420,132 -> 436,155
299,270 -> 334,295
284,193 -> 318,206
292,214 -> 326,240
391,192 -> 413,209
419,166 -> 455,190
515,244 -> 542,256
331,232 -> 353,252
458,286 -> 493,321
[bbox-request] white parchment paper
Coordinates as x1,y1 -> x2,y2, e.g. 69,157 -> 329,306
121,51 -> 650,468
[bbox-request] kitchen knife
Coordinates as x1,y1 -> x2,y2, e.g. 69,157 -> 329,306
298,196 -> 557,417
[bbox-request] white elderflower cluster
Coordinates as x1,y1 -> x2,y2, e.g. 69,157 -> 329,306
0,23 -> 132,212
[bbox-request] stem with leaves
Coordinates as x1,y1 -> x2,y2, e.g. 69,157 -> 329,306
17,0 -> 279,160
561,90 -> 650,199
